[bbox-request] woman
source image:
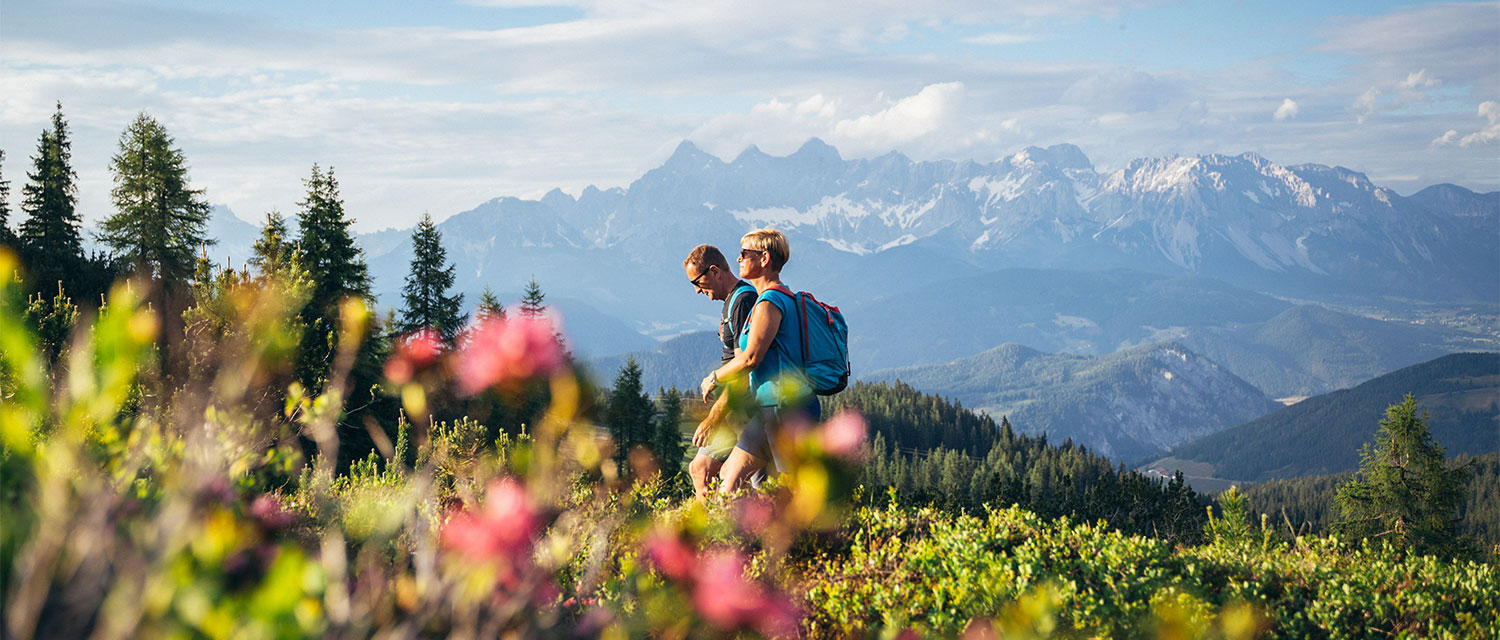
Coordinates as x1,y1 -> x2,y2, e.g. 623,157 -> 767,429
700,228 -> 820,493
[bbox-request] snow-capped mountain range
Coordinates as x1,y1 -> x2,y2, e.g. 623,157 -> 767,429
196,139 -> 1494,359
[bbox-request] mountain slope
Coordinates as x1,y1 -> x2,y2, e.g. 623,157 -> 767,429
864,342 -> 1281,461
1178,304 -> 1459,398
1163,352 -> 1500,482
584,331 -> 721,393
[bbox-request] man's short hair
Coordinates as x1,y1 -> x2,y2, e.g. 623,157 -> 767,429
741,228 -> 789,271
684,244 -> 732,274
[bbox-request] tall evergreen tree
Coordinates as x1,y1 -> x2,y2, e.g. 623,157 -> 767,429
519,277 -> 546,319
606,357 -> 654,469
0,148 -> 14,248
1334,395 -> 1471,556
653,387 -> 686,477
294,164 -> 372,386
99,112 -> 213,307
476,285 -> 506,320
398,212 -> 466,341
17,104 -> 84,293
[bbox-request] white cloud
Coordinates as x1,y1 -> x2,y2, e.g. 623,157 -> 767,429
1400,68 -> 1439,89
1352,87 -> 1380,123
832,82 -> 964,147
1273,98 -> 1299,121
1459,101 -> 1500,147
1431,129 -> 1459,146
1062,68 -> 1177,113
963,32 -> 1039,45
688,83 -> 989,160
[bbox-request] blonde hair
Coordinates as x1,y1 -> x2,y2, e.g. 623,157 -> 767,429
742,228 -> 790,271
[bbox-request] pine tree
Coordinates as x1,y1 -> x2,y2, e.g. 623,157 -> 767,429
0,148 -> 14,248
249,211 -> 294,275
654,387 -> 686,477
294,164 -> 372,386
398,212 -> 466,342
519,276 -> 546,319
100,112 -> 213,308
18,104 -> 84,294
1205,486 -> 1252,546
25,283 -> 78,365
606,357 -> 653,469
1334,395 -> 1471,556
476,285 -> 506,320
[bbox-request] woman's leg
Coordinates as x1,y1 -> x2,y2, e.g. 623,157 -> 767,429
718,446 -> 765,494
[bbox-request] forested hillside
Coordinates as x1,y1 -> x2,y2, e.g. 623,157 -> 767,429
1164,352 -> 1499,481
1241,452 -> 1500,548
830,382 -> 1208,542
864,342 -> 1280,461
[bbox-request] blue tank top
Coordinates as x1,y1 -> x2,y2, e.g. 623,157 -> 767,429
738,287 -> 808,407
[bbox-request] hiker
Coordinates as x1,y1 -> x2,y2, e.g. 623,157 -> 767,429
682,244 -> 759,497
701,228 -> 820,493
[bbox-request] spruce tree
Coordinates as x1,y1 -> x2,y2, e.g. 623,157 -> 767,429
294,164 -> 372,385
100,112 -> 213,305
476,285 -> 506,320
25,284 -> 78,365
398,212 -> 466,342
1334,395 -> 1471,556
519,276 -> 546,319
654,387 -> 686,477
0,148 -> 14,248
17,104 -> 84,294
249,211 -> 294,275
606,357 -> 653,469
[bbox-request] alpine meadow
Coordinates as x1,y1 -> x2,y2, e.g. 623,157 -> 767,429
2,1 -> 1499,638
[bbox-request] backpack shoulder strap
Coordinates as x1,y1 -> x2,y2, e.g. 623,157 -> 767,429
759,285 -> 809,367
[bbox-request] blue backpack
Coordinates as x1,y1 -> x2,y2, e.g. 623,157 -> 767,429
770,285 -> 850,395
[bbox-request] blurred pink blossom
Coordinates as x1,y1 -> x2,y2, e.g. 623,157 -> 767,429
733,495 -> 777,536
821,410 -> 868,460
457,316 -> 565,394
692,550 -> 799,637
248,494 -> 294,532
384,328 -> 444,384
441,478 -> 541,560
642,531 -> 696,582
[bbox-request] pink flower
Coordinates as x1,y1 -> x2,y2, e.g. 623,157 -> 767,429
821,410 -> 868,460
457,316 -> 566,394
248,495 -> 294,532
384,328 -> 444,384
692,550 -> 799,637
643,531 -> 696,582
441,478 -> 541,560
733,495 -> 776,537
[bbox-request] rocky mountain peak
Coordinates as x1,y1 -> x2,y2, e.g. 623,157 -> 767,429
1010,143 -> 1093,171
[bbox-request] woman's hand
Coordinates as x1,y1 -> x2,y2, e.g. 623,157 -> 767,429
700,373 -> 716,402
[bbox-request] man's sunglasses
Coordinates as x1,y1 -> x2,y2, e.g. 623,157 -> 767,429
689,267 -> 712,288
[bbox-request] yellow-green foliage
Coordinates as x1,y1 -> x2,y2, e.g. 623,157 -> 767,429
798,500 -> 1499,638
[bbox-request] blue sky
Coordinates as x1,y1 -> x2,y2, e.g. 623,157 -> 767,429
2,0 -> 1496,231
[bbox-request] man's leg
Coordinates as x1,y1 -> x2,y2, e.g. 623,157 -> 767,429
689,453 -> 724,498
718,446 -> 766,495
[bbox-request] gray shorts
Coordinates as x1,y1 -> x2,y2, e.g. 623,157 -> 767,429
694,424 -> 767,488
695,423 -> 740,461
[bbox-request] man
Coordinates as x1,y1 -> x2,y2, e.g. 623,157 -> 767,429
683,244 -> 759,497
